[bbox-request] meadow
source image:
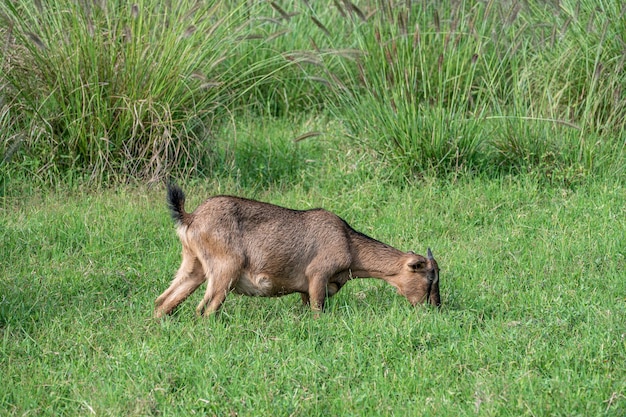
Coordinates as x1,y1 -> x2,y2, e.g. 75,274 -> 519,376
1,0 -> 625,415
1,153 -> 625,415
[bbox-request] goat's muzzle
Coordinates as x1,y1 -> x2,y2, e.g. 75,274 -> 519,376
426,248 -> 441,307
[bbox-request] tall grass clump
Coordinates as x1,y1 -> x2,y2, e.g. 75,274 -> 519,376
227,1 -> 359,117
0,0 -> 281,182
316,0 -> 625,180
520,1 -> 626,134
509,0 -> 626,177
0,90 -> 22,194
317,1 -> 515,176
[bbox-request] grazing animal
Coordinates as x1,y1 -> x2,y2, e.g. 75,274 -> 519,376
154,184 -> 440,317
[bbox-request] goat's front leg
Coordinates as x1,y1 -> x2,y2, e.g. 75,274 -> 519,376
307,276 -> 329,313
300,270 -> 346,307
304,259 -> 350,313
301,282 -> 341,305
300,292 -> 311,306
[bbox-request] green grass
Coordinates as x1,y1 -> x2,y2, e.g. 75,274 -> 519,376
1,129 -> 625,414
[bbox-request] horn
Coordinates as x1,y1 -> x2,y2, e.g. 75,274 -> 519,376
427,247 -> 433,260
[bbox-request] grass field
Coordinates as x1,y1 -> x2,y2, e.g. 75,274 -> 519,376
1,119 -> 625,415
1,0 -> 626,415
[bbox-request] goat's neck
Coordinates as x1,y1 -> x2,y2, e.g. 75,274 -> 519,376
348,230 -> 406,280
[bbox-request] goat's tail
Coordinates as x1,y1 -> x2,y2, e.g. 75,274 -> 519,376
166,182 -> 188,225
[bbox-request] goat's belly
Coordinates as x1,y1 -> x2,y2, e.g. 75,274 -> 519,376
233,273 -> 293,297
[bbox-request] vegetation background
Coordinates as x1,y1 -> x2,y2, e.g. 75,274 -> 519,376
1,0 -> 624,415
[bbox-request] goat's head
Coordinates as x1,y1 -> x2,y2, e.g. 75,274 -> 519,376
394,248 -> 441,307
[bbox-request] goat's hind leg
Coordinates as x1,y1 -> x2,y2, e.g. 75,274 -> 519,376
154,249 -> 205,318
195,255 -> 243,317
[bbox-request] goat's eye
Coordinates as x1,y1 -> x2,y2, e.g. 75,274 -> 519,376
409,261 -> 425,271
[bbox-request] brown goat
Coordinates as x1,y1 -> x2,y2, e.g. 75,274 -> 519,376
154,184 -> 440,318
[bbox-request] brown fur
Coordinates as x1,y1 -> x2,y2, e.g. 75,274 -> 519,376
154,184 -> 441,318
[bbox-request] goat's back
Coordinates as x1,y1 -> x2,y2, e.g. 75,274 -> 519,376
183,196 -> 353,276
